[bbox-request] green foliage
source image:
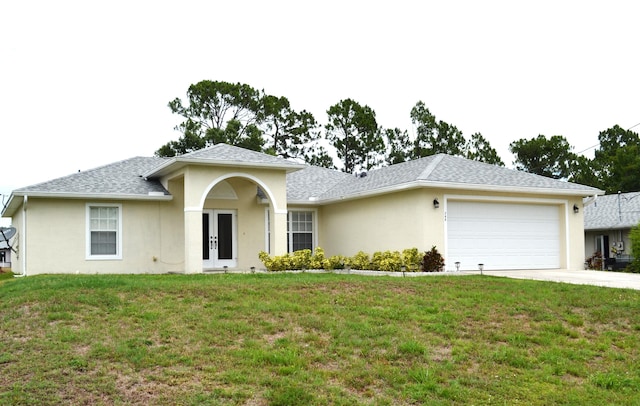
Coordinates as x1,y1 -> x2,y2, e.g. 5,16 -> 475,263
259,247 -> 433,273
465,132 -> 504,165
422,246 -> 445,272
629,225 -> 640,273
157,80 -> 329,166
290,249 -> 312,270
325,99 -> 384,173
346,251 -> 372,270
411,101 -> 466,158
509,125 -> 640,192
259,94 -> 321,161
258,248 -> 345,272
322,254 -> 346,270
509,134 -> 576,179
594,125 -> 640,193
408,102 -> 504,166
160,80 -> 262,156
384,127 -> 412,165
402,247 -> 422,271
371,251 -> 403,272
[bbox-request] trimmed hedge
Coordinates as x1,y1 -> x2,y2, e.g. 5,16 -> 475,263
258,247 -> 444,272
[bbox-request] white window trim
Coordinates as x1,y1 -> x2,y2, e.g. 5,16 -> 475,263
287,209 -> 317,253
86,203 -> 123,260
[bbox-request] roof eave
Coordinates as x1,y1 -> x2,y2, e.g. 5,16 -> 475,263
144,157 -> 306,178
7,191 -> 172,202
312,181 -> 603,204
1,194 -> 19,218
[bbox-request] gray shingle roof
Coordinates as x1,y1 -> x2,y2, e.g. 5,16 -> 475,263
143,144 -> 305,178
181,143 -> 300,166
291,154 -> 602,202
286,166 -> 351,201
6,147 -> 603,213
584,192 -> 640,230
13,157 -> 170,196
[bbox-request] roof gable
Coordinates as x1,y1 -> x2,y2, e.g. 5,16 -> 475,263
144,143 -> 306,178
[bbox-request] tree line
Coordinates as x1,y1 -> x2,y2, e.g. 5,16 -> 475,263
157,80 -> 640,193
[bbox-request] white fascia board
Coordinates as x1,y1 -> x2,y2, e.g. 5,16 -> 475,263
311,181 -> 603,205
1,194 -> 18,218
433,182 -> 604,197
7,191 -> 173,202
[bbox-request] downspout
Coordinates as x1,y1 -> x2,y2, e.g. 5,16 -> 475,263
583,194 -> 598,208
15,195 -> 27,277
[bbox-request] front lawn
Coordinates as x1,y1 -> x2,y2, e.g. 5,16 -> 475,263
1,273 -> 639,405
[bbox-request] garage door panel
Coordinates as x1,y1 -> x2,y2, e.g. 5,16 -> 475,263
447,201 -> 561,271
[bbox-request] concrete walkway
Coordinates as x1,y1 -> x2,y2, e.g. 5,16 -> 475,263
478,269 -> 640,290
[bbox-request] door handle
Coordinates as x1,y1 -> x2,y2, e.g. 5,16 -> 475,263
210,236 -> 213,249
214,236 -> 218,249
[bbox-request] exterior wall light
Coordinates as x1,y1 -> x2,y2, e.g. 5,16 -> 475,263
573,204 -> 579,214
433,198 -> 440,208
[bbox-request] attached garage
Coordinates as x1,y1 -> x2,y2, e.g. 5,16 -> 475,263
446,200 -> 562,271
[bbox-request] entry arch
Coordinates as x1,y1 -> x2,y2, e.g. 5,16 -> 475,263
198,172 -> 286,214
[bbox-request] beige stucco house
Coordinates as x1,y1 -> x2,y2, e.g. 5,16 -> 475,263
1,144 -> 602,276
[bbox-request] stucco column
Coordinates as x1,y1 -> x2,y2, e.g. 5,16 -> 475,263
272,210 -> 288,255
184,208 -> 203,274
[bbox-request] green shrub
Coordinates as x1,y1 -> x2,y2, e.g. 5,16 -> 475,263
323,255 -> 345,270
258,251 -> 291,272
309,247 -> 325,269
347,251 -> 372,270
402,248 -> 422,272
629,225 -> 640,273
291,249 -> 312,270
422,246 -> 445,272
259,247 -> 443,272
371,251 -> 403,272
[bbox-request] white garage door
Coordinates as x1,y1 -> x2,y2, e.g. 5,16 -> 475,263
447,201 -> 561,271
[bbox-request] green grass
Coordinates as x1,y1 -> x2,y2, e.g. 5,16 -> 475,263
1,273 -> 640,405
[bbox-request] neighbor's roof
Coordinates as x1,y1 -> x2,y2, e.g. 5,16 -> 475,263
287,154 -> 603,203
584,192 -> 640,231
143,143 -> 306,178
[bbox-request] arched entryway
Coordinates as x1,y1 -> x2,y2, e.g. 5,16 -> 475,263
190,172 -> 287,272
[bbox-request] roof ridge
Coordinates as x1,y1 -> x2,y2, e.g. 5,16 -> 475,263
418,154 -> 445,180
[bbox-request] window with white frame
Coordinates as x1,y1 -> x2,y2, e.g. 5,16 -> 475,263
86,204 -> 122,259
287,210 -> 314,252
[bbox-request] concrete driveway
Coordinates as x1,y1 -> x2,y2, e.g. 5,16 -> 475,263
478,269 -> 640,290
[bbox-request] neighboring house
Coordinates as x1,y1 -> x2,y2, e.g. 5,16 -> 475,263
0,144 -> 602,276
0,226 -> 15,270
0,241 -> 11,270
584,192 -> 640,267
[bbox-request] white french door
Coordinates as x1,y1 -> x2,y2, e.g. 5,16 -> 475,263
203,209 -> 237,269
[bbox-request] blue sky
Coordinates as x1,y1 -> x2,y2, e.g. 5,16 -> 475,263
2,0 -> 639,225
